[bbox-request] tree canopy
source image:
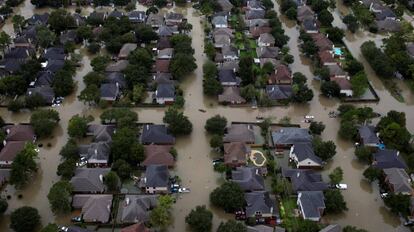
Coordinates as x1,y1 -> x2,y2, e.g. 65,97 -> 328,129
150,195 -> 174,230
324,189 -> 348,213
217,220 -> 247,232
163,107 -> 193,136
10,143 -> 38,188
68,115 -> 93,138
48,180 -> 73,214
185,205 -> 213,232
30,109 -> 60,138
210,182 -> 245,213
10,206 -> 41,232
205,115 -> 227,135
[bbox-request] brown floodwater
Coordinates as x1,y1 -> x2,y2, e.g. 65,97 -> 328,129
0,0 -> 413,231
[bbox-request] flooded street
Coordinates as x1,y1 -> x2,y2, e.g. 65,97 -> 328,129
0,0 -> 413,231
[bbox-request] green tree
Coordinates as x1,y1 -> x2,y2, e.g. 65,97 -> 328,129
163,107 -> 193,135
350,72 -> 368,97
170,53 -> 197,79
77,25 -> 92,41
217,220 -> 247,232
68,115 -> 92,138
36,26 -> 56,48
313,137 -> 336,161
91,55 -> 111,72
111,159 -> 132,180
0,75 -> 27,96
150,195 -> 174,230
83,72 -> 104,86
48,9 -> 75,33
205,115 -> 227,135
345,59 -> 364,76
343,226 -> 368,232
239,56 -> 254,85
25,93 -> 46,109
0,198 -> 8,214
57,159 -> 77,180
324,189 -> 348,213
111,127 -> 140,164
343,14 -> 359,33
384,193 -> 411,216
329,167 -> 343,184
128,48 -> 154,68
9,143 -> 38,188
30,109 -> 60,138
132,84 -> 145,103
363,166 -> 382,182
321,81 -> 341,98
123,64 -> 150,88
40,224 -> 59,232
325,27 -> 344,43
10,206 -> 41,232
0,31 -> 11,53
47,180 -> 73,214
12,15 -> 25,32
210,134 -> 224,149
240,84 -> 258,102
185,205 -> 213,232
354,146 -> 372,163
309,121 -> 325,135
53,70 -> 74,97
285,7 -> 297,20
100,108 -> 138,125
135,25 -> 159,43
210,182 -> 245,212
339,120 -> 358,140
296,219 -> 320,232
78,84 -> 100,105
59,139 -> 79,160
104,171 -> 120,191
318,9 -> 334,26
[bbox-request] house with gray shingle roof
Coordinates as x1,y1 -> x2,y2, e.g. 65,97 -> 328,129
105,72 -> 127,89
358,125 -> 380,147
383,168 -> 413,195
297,191 -> 325,221
319,224 -> 341,232
26,86 -> 55,105
72,194 -> 113,223
282,169 -> 329,193
244,191 -> 279,219
222,45 -> 239,60
258,33 -> 275,47
118,43 -> 137,59
141,124 -> 175,145
70,168 -> 110,193
212,16 -> 228,28
224,124 -> 255,144
289,142 -> 323,168
224,142 -> 250,167
119,195 -> 158,223
373,149 -> 407,169
0,141 -> 26,167
256,47 -> 279,59
140,165 -> 169,194
245,9 -> 266,20
128,11 -> 146,23
214,34 -> 231,48
265,85 -> 293,100
231,166 -> 265,191
100,83 -> 120,102
219,87 -> 246,104
79,142 -> 111,167
86,124 -> 116,143
4,124 -> 36,142
155,83 -> 175,104
219,69 -> 241,86
217,0 -> 234,13
271,127 -> 312,148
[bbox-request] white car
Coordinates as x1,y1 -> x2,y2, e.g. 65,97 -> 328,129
336,184 -> 348,190
179,188 -> 190,193
304,115 -> 315,119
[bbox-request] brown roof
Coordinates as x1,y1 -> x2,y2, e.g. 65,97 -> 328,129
224,142 -> 250,166
250,26 -> 272,38
318,50 -> 335,64
143,145 -> 175,167
157,37 -> 172,50
0,141 -> 26,162
310,33 -> 333,51
121,223 -> 150,232
218,87 -> 246,104
297,6 -> 315,22
223,124 -> 256,144
118,43 -> 137,59
331,77 -> 352,90
269,64 -> 291,84
5,124 -> 35,142
153,59 -> 170,73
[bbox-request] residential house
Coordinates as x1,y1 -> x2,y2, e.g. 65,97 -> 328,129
86,124 -> 116,143
26,86 -> 55,105
143,145 -> 174,167
128,11 -> 146,23
65,226 -> 93,232
0,47 -> 35,74
302,18 -> 319,33
44,59 -> 65,73
219,69 -> 241,86
259,58 -> 280,68
320,225 -> 341,232
100,83 -> 120,102
0,169 -> 10,188
213,28 -> 234,38
256,47 -> 279,59
258,33 -> 275,47
70,168 -> 110,193
157,37 -> 172,50
248,225 -> 286,232
105,72 -> 127,89
72,194 -> 113,223
297,6 -> 315,22
59,30 -> 79,44
88,11 -> 107,23
141,165 -> 169,194
383,168 -> 413,195
282,169 -> 329,193
310,33 -> 334,52
318,50 -> 336,66
119,195 -> 158,223
407,42 -> 414,58
105,60 -> 129,72
44,47 -> 66,60
155,83 -> 175,104
165,12 -> 183,25
27,13 -> 49,25
246,18 -> 269,28
244,191 -> 279,222
72,13 -> 86,27
4,124 -> 36,142
245,9 -> 266,20
250,26 -> 272,38
224,142 -> 250,167
224,124 -> 256,144
152,73 -> 174,85
221,60 -> 240,72
0,141 -> 26,167
118,43 -> 137,59
358,125 -> 380,147
268,64 -> 291,85
121,223 -> 150,232
141,124 -> 175,145
372,149 -> 407,169
158,25 -> 179,37
374,7 -> 396,20
79,142 -> 111,167
108,10 -> 123,19
222,45 -> 239,60
327,64 -> 348,79
232,166 -> 265,191
376,19 -> 401,32
153,59 -> 170,73
271,127 -> 312,149
289,143 -> 323,168
146,13 -> 164,28
157,48 -> 174,59
246,0 -> 265,10
214,34 -> 231,48
297,191 -> 325,221
265,85 -> 293,101
217,0 -> 234,13
212,16 -> 228,28
331,77 -> 353,97
34,71 -> 54,87
218,87 -> 247,104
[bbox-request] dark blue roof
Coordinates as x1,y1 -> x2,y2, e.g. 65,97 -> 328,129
373,149 -> 407,169
141,124 -> 175,145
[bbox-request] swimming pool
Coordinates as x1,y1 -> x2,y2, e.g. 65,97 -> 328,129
334,47 -> 343,56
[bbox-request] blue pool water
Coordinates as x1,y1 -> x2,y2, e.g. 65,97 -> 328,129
334,47 -> 343,56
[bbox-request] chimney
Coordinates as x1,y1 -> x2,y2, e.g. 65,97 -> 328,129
94,149 -> 98,155
146,125 -> 149,130
99,174 -> 103,182
3,140 -> 6,146
397,151 -> 400,156
297,172 -> 300,178
125,197 -> 130,205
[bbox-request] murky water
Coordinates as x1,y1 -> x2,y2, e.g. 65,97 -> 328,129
0,0 -> 413,231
